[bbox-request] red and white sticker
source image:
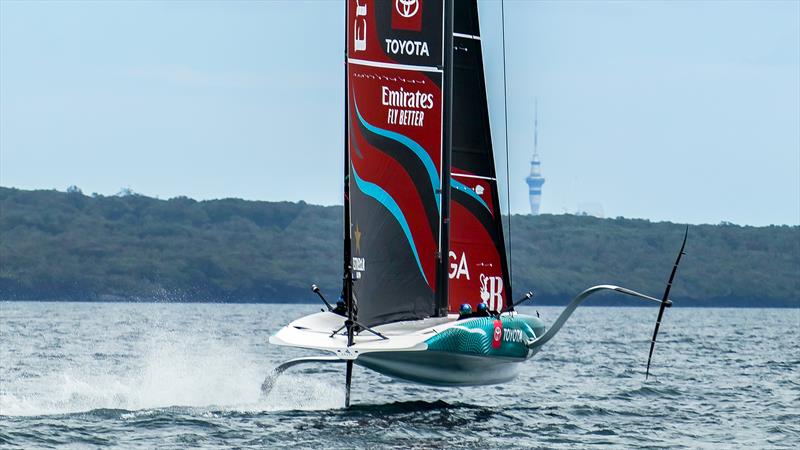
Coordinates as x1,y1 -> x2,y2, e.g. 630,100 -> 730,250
492,319 -> 503,349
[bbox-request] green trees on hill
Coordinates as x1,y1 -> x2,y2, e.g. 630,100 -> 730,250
0,187 -> 797,306
510,215 -> 798,306
0,187 -> 343,302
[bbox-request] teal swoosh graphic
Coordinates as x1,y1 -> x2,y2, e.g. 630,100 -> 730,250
353,101 -> 441,212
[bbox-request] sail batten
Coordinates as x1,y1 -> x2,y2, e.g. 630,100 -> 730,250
348,58 -> 442,73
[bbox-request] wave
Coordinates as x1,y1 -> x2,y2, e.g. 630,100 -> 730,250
0,329 -> 343,416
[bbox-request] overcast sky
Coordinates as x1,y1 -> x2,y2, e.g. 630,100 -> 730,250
1,0 -> 798,226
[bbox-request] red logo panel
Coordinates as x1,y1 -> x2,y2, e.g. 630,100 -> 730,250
392,0 -> 423,31
492,319 -> 503,349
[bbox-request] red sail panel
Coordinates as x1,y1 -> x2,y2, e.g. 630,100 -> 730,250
346,0 -> 445,326
348,0 -> 444,67
447,0 -> 511,313
449,176 -> 507,312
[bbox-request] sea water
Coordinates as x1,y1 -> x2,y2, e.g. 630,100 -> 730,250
1,302 -> 797,449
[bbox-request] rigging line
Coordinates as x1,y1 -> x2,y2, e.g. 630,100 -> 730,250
500,0 -> 514,290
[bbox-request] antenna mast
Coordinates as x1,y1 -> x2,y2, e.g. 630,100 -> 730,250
534,98 -> 538,155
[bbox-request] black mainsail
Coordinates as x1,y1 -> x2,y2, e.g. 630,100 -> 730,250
344,0 -> 510,326
345,0 -> 446,326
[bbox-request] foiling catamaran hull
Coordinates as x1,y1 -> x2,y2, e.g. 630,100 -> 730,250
270,311 -> 546,386
266,279 -> 682,393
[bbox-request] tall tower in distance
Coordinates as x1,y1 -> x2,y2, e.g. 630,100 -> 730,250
526,101 -> 545,215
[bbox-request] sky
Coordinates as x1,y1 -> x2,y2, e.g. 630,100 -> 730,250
1,0 -> 798,226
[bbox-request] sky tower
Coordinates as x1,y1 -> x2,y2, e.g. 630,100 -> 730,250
526,101 -> 545,215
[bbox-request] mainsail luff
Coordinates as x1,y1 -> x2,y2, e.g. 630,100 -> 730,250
343,6 -> 353,322
435,0 -> 455,318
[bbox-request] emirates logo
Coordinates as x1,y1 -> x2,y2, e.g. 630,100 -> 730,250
395,0 -> 419,18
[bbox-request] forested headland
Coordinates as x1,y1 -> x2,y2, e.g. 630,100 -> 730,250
0,187 -> 797,307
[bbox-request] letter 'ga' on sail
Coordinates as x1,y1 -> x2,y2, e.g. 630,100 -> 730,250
448,1 -> 512,314
346,1 -> 445,326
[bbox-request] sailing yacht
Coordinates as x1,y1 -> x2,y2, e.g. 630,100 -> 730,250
267,0 -> 684,407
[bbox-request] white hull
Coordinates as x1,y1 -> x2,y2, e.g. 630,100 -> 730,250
270,311 -> 545,386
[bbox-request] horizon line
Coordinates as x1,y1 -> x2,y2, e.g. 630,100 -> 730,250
2,184 -> 797,228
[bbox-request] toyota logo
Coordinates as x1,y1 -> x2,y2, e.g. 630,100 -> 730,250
395,0 -> 419,18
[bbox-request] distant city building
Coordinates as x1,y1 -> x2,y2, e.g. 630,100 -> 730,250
525,102 -> 545,215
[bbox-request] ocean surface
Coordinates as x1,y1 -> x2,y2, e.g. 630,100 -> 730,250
1,302 -> 798,449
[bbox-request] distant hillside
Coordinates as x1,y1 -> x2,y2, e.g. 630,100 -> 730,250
0,187 -> 797,307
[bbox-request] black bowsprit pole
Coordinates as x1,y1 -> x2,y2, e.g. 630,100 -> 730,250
645,226 -> 688,380
502,291 -> 534,314
311,284 -> 334,312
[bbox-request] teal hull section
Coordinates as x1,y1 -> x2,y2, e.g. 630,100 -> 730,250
356,314 -> 546,386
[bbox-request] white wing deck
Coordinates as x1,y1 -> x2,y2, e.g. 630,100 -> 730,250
270,311 -> 461,357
